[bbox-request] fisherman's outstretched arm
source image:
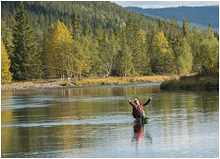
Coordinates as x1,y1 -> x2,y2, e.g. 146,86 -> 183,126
128,99 -> 136,108
143,97 -> 152,106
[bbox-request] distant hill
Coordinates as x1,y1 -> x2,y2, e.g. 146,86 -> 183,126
126,6 -> 219,32
1,1 -> 157,34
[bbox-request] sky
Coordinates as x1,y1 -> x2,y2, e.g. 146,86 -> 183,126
113,1 -> 219,8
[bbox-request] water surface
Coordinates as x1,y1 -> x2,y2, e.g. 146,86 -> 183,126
1,84 -> 219,157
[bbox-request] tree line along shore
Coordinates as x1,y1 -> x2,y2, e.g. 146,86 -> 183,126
1,2 -> 219,89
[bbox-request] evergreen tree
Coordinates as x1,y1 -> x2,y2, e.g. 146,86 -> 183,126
71,11 -> 82,39
147,24 -> 158,57
209,21 -> 211,29
126,12 -> 135,48
214,31 -> 219,41
95,25 -> 107,76
116,26 -> 133,77
104,28 -> 119,77
132,28 -> 149,75
163,16 -> 169,40
1,37 -> 13,83
138,14 -> 147,31
189,25 -> 202,72
169,16 -> 180,55
33,23 -> 44,76
182,18 -> 191,39
158,17 -> 163,31
84,23 -> 94,38
11,1 -> 41,80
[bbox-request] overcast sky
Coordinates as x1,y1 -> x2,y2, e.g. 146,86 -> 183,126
113,1 -> 219,8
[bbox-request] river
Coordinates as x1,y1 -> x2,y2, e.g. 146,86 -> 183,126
1,83 -> 219,158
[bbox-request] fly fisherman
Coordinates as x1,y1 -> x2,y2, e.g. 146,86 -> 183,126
128,97 -> 152,123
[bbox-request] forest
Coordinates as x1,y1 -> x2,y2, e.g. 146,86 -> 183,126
1,1 -> 219,83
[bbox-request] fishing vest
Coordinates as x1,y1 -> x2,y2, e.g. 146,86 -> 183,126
132,104 -> 144,118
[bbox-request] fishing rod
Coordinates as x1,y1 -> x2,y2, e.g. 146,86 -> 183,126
113,87 -> 129,100
128,87 -> 141,99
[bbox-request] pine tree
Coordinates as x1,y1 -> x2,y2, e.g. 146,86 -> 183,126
138,14 -> 147,31
103,28 -> 119,77
189,25 -> 202,72
182,18 -> 191,39
11,1 -> 41,80
1,37 -> 13,83
84,23 -> 94,38
209,21 -> 211,29
126,12 -> 135,48
158,17 -> 163,31
169,16 -> 180,56
132,28 -> 149,75
163,16 -> 169,40
147,24 -> 158,56
116,26 -> 133,77
71,11 -> 82,40
214,31 -> 219,41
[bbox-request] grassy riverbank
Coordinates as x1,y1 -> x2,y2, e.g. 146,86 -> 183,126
1,75 -> 171,91
73,76 -> 170,86
160,74 -> 219,90
2,74 -> 218,91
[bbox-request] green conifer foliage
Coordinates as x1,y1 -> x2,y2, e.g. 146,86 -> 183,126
182,18 -> 191,39
158,17 -> 163,31
168,16 -> 180,55
11,1 -> 41,80
132,28 -> 148,75
163,16 -> 169,40
189,25 -> 202,72
116,26 -> 133,77
71,11 -> 82,40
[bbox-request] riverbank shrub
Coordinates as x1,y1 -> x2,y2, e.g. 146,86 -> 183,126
61,82 -> 71,86
160,74 -> 219,90
73,76 -> 170,87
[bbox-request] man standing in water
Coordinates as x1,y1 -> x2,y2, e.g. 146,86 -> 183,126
128,97 -> 152,123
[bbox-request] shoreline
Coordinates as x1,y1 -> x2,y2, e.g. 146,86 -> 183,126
1,81 -> 162,92
2,74 -> 218,92
1,76 -> 170,92
1,81 -> 76,92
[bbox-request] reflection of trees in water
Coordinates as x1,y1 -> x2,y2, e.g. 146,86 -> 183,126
151,90 -> 219,146
132,123 -> 152,150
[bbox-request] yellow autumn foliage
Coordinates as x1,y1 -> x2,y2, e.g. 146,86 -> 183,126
1,37 -> 13,83
45,20 -> 74,79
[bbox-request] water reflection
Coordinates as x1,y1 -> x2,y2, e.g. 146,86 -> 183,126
132,123 -> 152,150
1,85 -> 219,158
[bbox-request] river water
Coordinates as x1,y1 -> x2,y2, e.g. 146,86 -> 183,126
1,83 -> 219,158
